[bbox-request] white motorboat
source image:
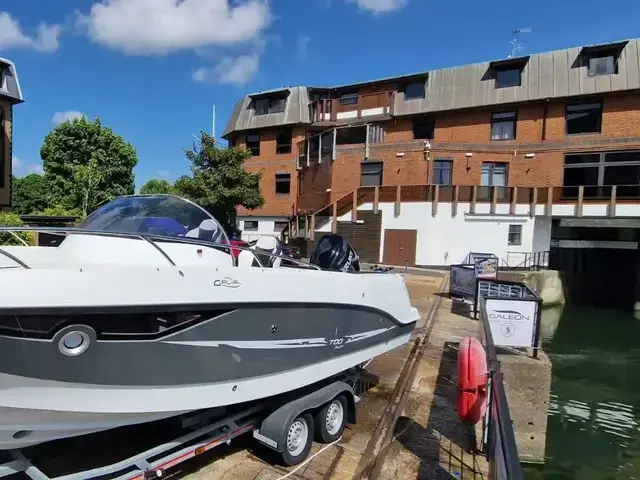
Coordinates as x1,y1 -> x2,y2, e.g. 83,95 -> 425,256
0,195 -> 419,450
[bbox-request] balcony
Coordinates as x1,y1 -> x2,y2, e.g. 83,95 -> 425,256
310,91 -> 394,123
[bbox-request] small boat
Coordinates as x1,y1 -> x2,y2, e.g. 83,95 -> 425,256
0,194 -> 419,449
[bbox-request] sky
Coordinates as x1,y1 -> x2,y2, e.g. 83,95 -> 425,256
1,0 -> 640,188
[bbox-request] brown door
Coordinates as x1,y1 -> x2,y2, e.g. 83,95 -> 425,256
382,229 -> 417,267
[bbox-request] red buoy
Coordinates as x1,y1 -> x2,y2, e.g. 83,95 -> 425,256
457,336 -> 488,425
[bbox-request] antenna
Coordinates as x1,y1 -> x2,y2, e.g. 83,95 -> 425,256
510,28 -> 532,58
212,104 -> 216,140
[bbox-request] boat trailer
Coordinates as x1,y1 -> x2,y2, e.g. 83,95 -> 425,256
0,373 -> 362,480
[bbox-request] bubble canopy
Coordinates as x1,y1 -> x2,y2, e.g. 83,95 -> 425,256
79,195 -> 229,244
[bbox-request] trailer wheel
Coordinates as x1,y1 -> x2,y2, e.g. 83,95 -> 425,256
280,413 -> 314,466
314,395 -> 347,443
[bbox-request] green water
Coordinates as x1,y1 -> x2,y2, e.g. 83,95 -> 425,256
522,306 -> 640,480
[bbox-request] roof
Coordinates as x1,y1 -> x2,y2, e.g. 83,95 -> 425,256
0,57 -> 24,104
223,38 -> 640,138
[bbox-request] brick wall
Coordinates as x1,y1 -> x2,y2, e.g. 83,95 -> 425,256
236,127 -> 305,217
251,90 -> 640,216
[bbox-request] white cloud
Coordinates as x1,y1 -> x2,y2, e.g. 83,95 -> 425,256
52,111 -> 86,126
296,35 -> 310,60
27,164 -> 44,175
12,156 -> 44,176
0,12 -> 62,53
346,0 -> 407,13
78,0 -> 271,56
192,54 -> 259,86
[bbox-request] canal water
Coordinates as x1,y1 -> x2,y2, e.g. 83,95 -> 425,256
523,306 -> 640,479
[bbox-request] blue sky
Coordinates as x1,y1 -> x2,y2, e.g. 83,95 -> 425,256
1,0 -> 640,188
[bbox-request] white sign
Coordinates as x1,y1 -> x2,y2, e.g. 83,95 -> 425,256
450,265 -> 476,298
485,298 -> 537,348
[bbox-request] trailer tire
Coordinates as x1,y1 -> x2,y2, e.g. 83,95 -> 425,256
314,395 -> 347,443
280,413 -> 314,466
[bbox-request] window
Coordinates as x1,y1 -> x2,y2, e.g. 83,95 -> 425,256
588,54 -> 617,76
254,97 -> 286,115
297,172 -> 304,194
563,150 -> 640,199
481,162 -> 508,187
360,162 -> 383,186
480,162 -> 509,200
404,82 -> 425,100
508,225 -> 522,246
566,102 -> 602,135
246,132 -> 260,156
491,111 -> 517,140
495,68 -> 522,88
244,221 -> 258,231
433,160 -> 452,186
336,126 -> 367,145
275,173 -> 291,194
276,129 -> 292,154
413,117 -> 435,139
339,92 -> 358,106
274,221 -> 288,232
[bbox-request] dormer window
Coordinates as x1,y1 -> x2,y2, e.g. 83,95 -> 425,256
495,68 -> 522,88
588,54 -> 617,76
489,56 -> 529,89
254,96 -> 286,115
581,42 -> 627,77
404,81 -> 425,100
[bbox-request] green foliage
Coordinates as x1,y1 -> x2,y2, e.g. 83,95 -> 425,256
40,117 -> 138,216
33,205 -> 84,221
11,174 -> 48,215
175,132 -> 264,230
0,212 -> 35,246
140,179 -> 176,195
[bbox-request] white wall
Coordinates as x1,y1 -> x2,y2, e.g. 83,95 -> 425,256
321,202 -> 551,266
237,216 -> 288,242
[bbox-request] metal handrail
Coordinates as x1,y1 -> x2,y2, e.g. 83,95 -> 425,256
478,294 -> 524,480
0,226 -> 320,271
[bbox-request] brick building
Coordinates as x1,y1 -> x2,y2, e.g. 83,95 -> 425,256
0,57 -> 23,207
222,39 -> 640,273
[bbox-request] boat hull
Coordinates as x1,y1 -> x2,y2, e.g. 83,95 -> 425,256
0,302 -> 415,449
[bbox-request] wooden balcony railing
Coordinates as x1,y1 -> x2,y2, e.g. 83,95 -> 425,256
310,91 -> 395,123
297,184 -> 640,240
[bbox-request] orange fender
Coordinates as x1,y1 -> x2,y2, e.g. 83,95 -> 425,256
457,336 -> 488,425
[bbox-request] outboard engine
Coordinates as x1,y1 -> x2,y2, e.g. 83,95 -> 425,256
310,234 -> 360,272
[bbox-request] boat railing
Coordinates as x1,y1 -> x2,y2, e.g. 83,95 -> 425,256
0,226 -> 321,271
477,292 -> 525,480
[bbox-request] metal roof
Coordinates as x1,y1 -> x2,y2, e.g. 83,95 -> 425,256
222,38 -> 640,138
0,57 -> 24,104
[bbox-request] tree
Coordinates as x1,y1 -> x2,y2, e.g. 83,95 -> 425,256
40,117 -> 138,216
140,179 -> 176,195
11,174 -> 48,215
0,212 -> 35,246
174,132 -> 264,230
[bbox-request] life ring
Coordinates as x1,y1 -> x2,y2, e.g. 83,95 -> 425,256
457,336 -> 488,425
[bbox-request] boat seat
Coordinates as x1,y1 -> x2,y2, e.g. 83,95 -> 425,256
185,220 -> 219,242
237,236 -> 282,268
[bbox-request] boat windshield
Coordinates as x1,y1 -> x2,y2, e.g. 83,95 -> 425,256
79,195 -> 229,244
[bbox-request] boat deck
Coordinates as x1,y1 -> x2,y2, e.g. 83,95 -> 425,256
5,272 -> 492,480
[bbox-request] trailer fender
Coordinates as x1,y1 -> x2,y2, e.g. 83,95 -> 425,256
253,381 -> 356,452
